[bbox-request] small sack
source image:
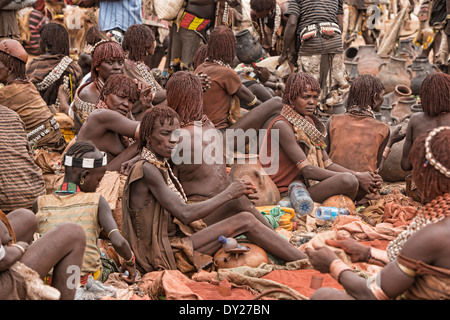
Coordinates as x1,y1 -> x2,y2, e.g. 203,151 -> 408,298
2,0 -> 37,10
153,0 -> 186,21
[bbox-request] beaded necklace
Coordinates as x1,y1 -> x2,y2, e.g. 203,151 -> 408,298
346,105 -> 375,118
258,4 -> 281,50
135,61 -> 158,94
386,193 -> 450,261
280,104 -> 327,149
206,58 -> 232,70
56,182 -> 81,194
35,56 -> 73,92
140,147 -> 187,202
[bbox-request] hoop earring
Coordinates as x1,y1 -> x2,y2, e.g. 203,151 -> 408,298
80,178 -> 85,185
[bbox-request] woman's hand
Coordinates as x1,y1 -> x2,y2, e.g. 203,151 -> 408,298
226,179 -> 258,200
305,244 -> 339,273
325,235 -> 370,263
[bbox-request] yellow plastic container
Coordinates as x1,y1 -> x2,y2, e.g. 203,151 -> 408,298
257,206 -> 296,231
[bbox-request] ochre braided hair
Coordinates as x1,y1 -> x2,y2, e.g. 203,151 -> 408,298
138,106 -> 180,152
0,51 -> 26,79
410,128 -> 450,201
39,22 -> 70,56
250,0 -> 276,12
282,72 -> 321,106
100,74 -> 140,103
193,44 -> 208,70
166,71 -> 203,125
122,24 -> 156,62
91,41 -> 125,82
86,25 -> 108,46
347,74 -> 384,111
207,26 -> 236,65
420,73 -> 450,117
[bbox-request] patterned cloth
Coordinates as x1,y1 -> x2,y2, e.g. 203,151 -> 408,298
98,0 -> 142,33
0,106 -> 45,213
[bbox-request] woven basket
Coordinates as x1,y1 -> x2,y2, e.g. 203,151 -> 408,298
149,0 -> 185,21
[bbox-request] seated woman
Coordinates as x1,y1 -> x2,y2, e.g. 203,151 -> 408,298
0,39 -> 66,153
400,73 -> 450,202
1,208 -> 86,300
260,72 -> 382,203
306,126 -> 450,300
121,106 -> 307,274
71,40 -> 125,130
325,74 -> 405,202
26,22 -> 83,113
77,74 -> 150,172
33,141 -> 137,285
194,26 -> 263,131
122,23 -> 166,119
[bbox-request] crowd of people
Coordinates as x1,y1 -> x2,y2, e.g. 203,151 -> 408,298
0,0 -> 449,301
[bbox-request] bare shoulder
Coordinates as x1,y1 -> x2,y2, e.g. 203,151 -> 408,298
401,218 -> 450,264
78,82 -> 98,103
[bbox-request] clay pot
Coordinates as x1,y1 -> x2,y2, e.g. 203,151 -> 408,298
411,104 -> 423,113
379,121 -> 411,182
382,84 -> 413,112
355,45 -> 384,76
408,56 -> 439,95
235,29 -> 263,64
213,243 -> 268,269
324,102 -> 346,115
344,61 -> 359,82
380,105 -> 397,125
377,56 -> 412,93
228,154 -> 281,206
322,195 -> 356,212
392,96 -> 416,121
344,46 -> 359,61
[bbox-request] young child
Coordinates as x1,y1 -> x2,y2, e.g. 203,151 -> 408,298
33,141 -> 137,285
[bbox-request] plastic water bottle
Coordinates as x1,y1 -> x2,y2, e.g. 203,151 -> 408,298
218,235 -> 237,251
288,181 -> 314,216
315,206 -> 350,220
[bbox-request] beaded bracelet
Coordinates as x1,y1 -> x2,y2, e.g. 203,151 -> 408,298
329,259 -> 352,284
296,159 -> 311,171
366,247 -> 388,266
323,159 -> 333,168
125,251 -> 135,266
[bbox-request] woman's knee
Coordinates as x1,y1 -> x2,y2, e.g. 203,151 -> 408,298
53,222 -> 86,247
338,172 -> 359,192
235,211 -> 259,229
8,208 -> 38,239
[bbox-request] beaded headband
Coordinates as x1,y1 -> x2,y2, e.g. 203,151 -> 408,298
63,152 -> 107,169
424,126 -> 450,178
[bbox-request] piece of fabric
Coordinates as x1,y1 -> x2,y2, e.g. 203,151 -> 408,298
0,81 -> 65,151
194,61 -> 242,130
179,11 -> 211,31
0,106 -> 45,213
287,0 -> 344,54
96,171 -> 127,232
397,253 -> 450,300
98,0 -> 142,32
36,192 -> 102,276
328,113 -> 389,172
